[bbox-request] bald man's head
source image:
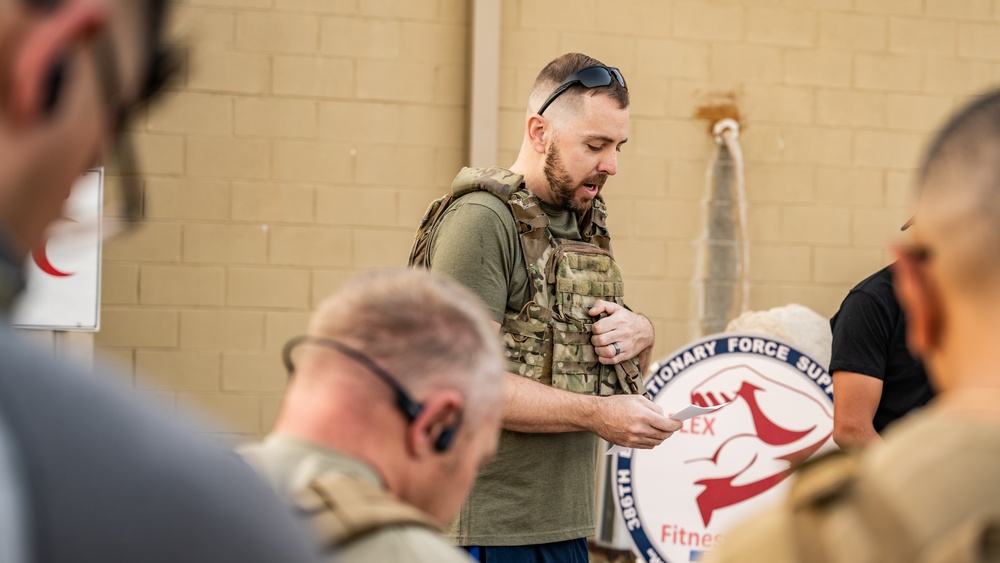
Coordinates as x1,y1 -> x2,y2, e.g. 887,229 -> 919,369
915,90 -> 1000,295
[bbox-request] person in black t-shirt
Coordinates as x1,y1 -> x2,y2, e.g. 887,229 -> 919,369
829,265 -> 935,448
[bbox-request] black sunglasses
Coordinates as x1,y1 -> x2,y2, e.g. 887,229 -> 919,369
536,65 -> 627,116
282,335 -> 424,422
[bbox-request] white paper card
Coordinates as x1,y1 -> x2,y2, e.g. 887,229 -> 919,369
605,401 -> 732,456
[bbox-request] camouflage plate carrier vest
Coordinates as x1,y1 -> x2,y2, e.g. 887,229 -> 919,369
409,167 -> 647,398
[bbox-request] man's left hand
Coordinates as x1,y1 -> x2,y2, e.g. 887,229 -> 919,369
589,300 -> 654,365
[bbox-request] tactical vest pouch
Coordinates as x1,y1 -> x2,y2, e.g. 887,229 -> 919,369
550,319 -> 627,396
501,303 -> 552,385
546,242 -> 641,396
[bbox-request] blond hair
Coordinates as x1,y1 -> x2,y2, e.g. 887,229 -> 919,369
308,268 -> 504,419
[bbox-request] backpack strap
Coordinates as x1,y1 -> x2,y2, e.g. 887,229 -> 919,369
507,191 -> 550,270
509,191 -> 613,268
291,473 -> 439,549
408,195 -> 452,267
451,166 -> 524,201
408,167 -> 525,268
579,196 -> 611,252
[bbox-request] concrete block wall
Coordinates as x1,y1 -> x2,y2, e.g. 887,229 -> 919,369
497,0 -> 997,364
96,0 -> 997,439
96,0 -> 469,441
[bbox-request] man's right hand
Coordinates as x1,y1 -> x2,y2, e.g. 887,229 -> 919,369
591,394 -> 681,449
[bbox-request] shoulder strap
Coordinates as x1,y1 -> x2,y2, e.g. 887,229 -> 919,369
507,190 -> 550,269
408,167 -> 525,268
408,194 -> 452,268
451,167 -> 524,201
291,473 -> 439,549
579,196 -> 612,252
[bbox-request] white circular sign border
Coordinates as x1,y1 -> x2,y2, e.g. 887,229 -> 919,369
614,332 -> 834,563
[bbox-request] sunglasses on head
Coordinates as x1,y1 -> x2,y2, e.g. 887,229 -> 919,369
536,65 -> 627,116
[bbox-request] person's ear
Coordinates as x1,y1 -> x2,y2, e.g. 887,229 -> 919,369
892,246 -> 942,358
5,0 -> 107,127
525,114 -> 549,154
405,390 -> 464,458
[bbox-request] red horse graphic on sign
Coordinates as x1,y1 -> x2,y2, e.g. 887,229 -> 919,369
686,365 -> 832,526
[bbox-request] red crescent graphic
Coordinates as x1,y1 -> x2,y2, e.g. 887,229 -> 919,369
31,219 -> 78,277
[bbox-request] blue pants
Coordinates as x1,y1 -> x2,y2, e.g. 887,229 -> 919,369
464,538 -> 589,563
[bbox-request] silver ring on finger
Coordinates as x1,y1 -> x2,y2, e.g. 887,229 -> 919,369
612,342 -> 621,356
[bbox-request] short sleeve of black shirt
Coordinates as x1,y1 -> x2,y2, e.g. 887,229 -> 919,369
829,266 -> 934,432
829,289 -> 895,379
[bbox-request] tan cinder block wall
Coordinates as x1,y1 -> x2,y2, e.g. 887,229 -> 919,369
96,0 -> 997,439
497,0 -> 996,363
96,0 -> 468,441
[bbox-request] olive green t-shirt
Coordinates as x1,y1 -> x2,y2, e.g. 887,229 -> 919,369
427,189 -> 599,546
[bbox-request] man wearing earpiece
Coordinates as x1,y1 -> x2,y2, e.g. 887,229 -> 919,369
241,268 -> 506,563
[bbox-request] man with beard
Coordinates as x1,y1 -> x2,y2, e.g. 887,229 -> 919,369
409,52 -> 681,562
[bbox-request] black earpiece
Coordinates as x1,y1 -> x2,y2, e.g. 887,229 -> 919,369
43,56 -> 69,116
433,411 -> 463,453
434,421 -> 459,453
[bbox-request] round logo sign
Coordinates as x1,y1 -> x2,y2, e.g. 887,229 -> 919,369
615,334 -> 834,563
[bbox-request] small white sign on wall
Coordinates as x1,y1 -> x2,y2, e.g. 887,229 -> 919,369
11,169 -> 103,331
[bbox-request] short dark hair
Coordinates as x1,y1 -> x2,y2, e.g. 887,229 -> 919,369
531,52 -> 629,112
920,89 -> 1000,186
917,88 -> 1000,290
